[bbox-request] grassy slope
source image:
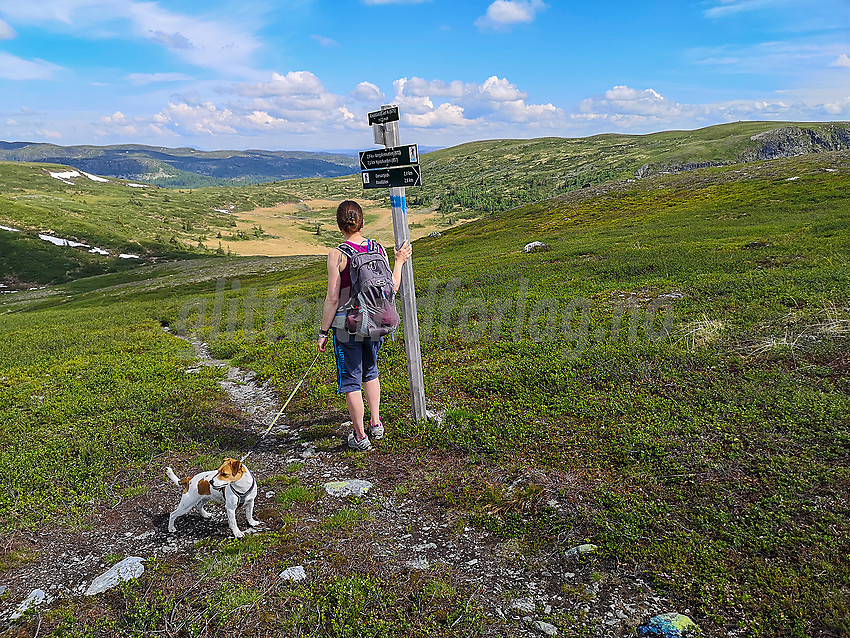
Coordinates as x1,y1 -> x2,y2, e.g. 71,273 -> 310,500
1,151 -> 849,636
415,121 -> 850,215
0,162 -> 307,284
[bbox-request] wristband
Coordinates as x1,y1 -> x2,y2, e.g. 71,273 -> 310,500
319,329 -> 329,337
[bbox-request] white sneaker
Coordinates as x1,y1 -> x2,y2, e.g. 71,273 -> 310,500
368,421 -> 385,440
347,431 -> 372,451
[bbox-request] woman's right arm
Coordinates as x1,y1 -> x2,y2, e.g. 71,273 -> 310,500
318,249 -> 343,352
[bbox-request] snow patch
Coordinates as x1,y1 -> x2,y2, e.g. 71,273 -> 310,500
0,224 -> 21,232
49,170 -> 80,185
81,171 -> 109,183
119,253 -> 140,259
89,247 -> 110,256
127,183 -> 149,188
39,233 -> 89,248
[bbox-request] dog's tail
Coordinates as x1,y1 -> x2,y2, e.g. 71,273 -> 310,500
165,466 -> 183,488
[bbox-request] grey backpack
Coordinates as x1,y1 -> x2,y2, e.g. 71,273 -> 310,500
337,240 -> 400,339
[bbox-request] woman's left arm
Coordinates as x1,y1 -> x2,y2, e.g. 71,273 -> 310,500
391,240 -> 412,291
318,249 -> 343,352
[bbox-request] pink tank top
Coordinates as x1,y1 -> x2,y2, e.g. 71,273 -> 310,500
339,240 -> 369,290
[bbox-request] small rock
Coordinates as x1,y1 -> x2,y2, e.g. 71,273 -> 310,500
523,241 -> 548,253
323,479 -> 373,498
544,604 -> 552,615
412,542 -> 437,552
0,585 -> 7,596
279,566 -> 307,581
10,589 -> 49,620
534,620 -> 558,636
406,557 -> 430,570
85,557 -> 145,596
428,231 -> 442,238
565,543 -> 598,558
511,597 -> 536,613
467,558 -> 479,566
637,612 -> 700,637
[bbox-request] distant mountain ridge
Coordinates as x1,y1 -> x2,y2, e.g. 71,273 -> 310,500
0,142 -> 360,188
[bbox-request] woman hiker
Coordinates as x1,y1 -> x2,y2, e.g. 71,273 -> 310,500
317,200 -> 412,451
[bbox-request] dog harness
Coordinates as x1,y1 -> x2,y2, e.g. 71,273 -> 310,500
228,476 -> 256,507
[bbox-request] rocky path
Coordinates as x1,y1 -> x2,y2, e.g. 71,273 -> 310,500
0,333 -> 704,637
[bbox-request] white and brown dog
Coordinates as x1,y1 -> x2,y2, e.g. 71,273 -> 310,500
165,458 -> 259,538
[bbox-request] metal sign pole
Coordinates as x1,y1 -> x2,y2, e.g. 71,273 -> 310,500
375,106 -> 427,423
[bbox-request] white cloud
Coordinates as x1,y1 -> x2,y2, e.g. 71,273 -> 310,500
704,0 -> 784,18
154,102 -> 238,135
393,75 -> 566,133
571,84 -> 850,133
125,72 -> 191,85
35,128 -> 62,139
830,53 -> 850,68
395,75 -> 528,103
494,99 -> 561,123
476,0 -> 547,31
0,18 -> 15,39
406,103 -> 470,128
692,41 -> 850,75
393,74 -> 563,130
580,85 -> 683,118
350,81 -> 384,103
0,52 -> 62,80
0,0 -> 260,75
310,34 -> 339,47
476,76 -> 526,101
99,110 -> 137,135
238,71 -> 327,98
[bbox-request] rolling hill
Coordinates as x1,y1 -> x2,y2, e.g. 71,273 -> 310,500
0,142 -> 360,188
3,121 -> 850,288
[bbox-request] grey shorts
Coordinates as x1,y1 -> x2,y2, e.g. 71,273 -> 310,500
332,329 -> 382,393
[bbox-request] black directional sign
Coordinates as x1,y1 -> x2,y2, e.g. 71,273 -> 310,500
359,144 -> 419,171
368,106 -> 400,125
361,165 -> 422,189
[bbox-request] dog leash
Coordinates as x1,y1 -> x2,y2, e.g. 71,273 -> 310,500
240,350 -> 322,463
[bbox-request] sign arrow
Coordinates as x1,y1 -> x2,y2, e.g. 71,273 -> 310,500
361,164 -> 422,189
359,144 -> 419,171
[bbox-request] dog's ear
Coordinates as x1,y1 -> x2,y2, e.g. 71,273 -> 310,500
230,458 -> 242,477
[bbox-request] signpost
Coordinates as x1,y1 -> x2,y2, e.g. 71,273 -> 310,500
359,144 -> 419,170
361,165 -> 422,189
363,105 -> 427,423
367,106 -> 399,125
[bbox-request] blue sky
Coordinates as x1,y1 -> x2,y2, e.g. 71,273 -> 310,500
0,0 -> 848,151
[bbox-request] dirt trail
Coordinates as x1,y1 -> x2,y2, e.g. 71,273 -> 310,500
0,333 -> 694,636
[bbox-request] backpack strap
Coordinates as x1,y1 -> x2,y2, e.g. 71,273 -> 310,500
370,240 -> 390,265
337,242 -> 357,258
